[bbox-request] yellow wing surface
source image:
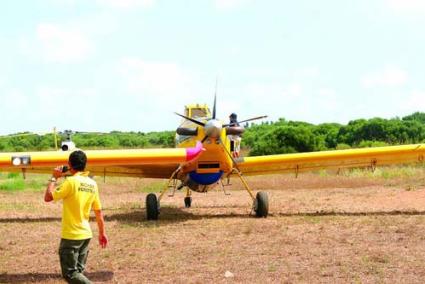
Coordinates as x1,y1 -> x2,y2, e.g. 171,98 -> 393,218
236,144 -> 425,176
0,142 -> 203,179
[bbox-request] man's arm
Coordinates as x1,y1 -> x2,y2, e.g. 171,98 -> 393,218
44,180 -> 55,202
44,167 -> 64,202
94,209 -> 108,248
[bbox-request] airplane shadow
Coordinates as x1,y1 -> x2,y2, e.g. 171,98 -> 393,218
2,209 -> 425,225
0,270 -> 114,283
0,217 -> 61,224
104,206 -> 248,225
105,208 -> 425,226
0,207 -> 212,225
0,207 -> 249,227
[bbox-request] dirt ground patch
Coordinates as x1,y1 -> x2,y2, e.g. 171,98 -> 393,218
1,169 -> 425,283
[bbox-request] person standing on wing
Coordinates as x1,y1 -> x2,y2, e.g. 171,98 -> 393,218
229,112 -> 240,126
228,113 -> 242,157
44,150 -> 108,284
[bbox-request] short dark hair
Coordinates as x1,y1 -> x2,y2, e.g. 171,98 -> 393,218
69,150 -> 87,171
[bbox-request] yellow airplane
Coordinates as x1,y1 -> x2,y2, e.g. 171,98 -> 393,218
0,99 -> 424,220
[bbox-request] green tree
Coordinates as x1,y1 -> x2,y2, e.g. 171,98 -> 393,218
403,112 -> 425,123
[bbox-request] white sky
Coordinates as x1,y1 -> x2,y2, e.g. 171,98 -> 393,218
0,0 -> 424,135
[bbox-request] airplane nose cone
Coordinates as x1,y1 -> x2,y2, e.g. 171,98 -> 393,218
204,119 -> 222,138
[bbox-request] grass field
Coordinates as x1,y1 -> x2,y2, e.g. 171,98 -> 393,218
0,166 -> 425,283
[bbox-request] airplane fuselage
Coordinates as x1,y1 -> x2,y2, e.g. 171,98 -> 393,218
175,105 -> 234,192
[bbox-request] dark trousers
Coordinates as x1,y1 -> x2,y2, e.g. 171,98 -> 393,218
59,238 -> 92,284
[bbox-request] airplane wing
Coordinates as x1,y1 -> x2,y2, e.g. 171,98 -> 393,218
235,144 -> 425,176
0,142 -> 203,179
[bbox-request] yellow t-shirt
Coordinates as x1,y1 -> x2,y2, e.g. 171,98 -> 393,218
53,171 -> 101,240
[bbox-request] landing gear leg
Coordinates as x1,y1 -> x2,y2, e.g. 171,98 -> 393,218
235,170 -> 269,218
220,179 -> 231,196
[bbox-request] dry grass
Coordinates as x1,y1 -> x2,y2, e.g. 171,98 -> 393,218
0,166 -> 425,283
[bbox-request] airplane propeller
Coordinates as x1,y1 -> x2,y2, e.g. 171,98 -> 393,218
175,93 -> 268,152
176,113 -> 266,139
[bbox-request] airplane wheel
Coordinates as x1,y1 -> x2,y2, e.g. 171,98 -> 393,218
146,193 -> 159,220
254,191 -> 269,218
184,196 -> 192,208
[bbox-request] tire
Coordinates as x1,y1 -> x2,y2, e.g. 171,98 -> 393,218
255,191 -> 269,218
184,196 -> 192,208
146,193 -> 159,220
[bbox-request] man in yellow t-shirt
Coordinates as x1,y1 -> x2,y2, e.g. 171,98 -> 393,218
44,150 -> 108,284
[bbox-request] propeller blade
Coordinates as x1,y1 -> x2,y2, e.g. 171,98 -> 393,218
223,115 -> 268,127
213,78 -> 218,119
176,127 -> 198,136
225,126 -> 245,136
174,112 -> 206,126
201,135 -> 209,143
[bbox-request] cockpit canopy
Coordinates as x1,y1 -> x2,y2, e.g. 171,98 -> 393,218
184,104 -> 211,120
